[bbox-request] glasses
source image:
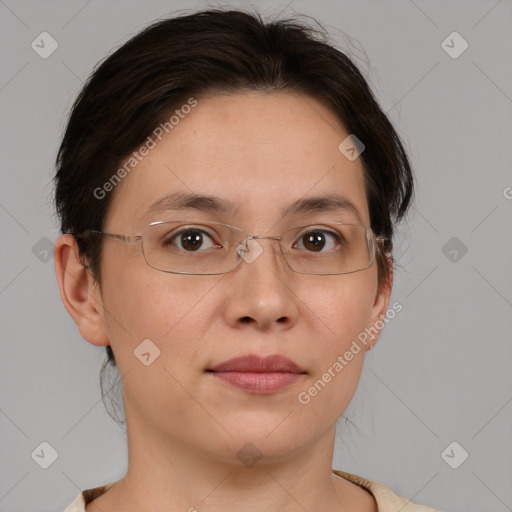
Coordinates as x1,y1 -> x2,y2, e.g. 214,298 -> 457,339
78,220 -> 387,276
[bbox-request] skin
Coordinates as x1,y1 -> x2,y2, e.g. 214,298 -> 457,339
55,91 -> 392,512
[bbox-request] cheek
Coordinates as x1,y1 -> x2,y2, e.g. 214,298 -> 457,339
295,272 -> 377,414
98,267 -> 210,420
308,270 -> 378,347
297,351 -> 364,424
99,255 -> 210,360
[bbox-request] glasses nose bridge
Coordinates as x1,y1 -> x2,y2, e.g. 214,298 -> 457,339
245,234 -> 283,252
249,234 -> 282,241
237,234 -> 285,266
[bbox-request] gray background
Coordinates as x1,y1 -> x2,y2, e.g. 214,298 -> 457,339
1,0 -> 511,511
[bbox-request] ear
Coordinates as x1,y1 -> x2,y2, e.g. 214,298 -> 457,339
365,254 -> 394,351
54,234 -> 110,347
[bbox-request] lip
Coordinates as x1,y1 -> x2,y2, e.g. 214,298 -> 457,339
207,354 -> 306,394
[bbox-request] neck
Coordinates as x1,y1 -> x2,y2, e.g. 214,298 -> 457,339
88,418 -> 375,512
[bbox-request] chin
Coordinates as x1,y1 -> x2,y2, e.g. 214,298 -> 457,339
209,418 -> 315,464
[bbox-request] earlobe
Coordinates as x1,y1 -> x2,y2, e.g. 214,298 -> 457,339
54,234 -> 110,347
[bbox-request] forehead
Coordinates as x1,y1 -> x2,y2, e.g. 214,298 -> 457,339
105,91 -> 370,230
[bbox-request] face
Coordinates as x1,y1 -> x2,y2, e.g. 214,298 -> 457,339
64,91 -> 391,465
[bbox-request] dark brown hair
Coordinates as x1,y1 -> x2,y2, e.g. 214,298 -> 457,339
54,8 -> 414,424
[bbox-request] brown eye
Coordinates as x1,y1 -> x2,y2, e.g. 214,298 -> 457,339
164,227 -> 220,252
294,229 -> 343,253
179,229 -> 205,251
302,232 -> 326,252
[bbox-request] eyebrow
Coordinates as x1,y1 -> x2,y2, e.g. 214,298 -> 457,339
282,194 -> 363,224
142,191 -> 363,224
142,192 -> 238,221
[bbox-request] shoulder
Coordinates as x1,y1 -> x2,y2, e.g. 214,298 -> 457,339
62,482 -> 116,512
333,469 -> 442,512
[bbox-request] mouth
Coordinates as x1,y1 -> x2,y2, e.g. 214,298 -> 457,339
206,354 -> 307,394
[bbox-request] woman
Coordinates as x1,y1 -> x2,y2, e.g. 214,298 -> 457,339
54,9 -> 441,511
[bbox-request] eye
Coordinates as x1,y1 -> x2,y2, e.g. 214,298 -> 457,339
293,228 -> 345,253
163,227 -> 222,252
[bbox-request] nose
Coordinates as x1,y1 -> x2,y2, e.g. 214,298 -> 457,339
223,236 -> 300,332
